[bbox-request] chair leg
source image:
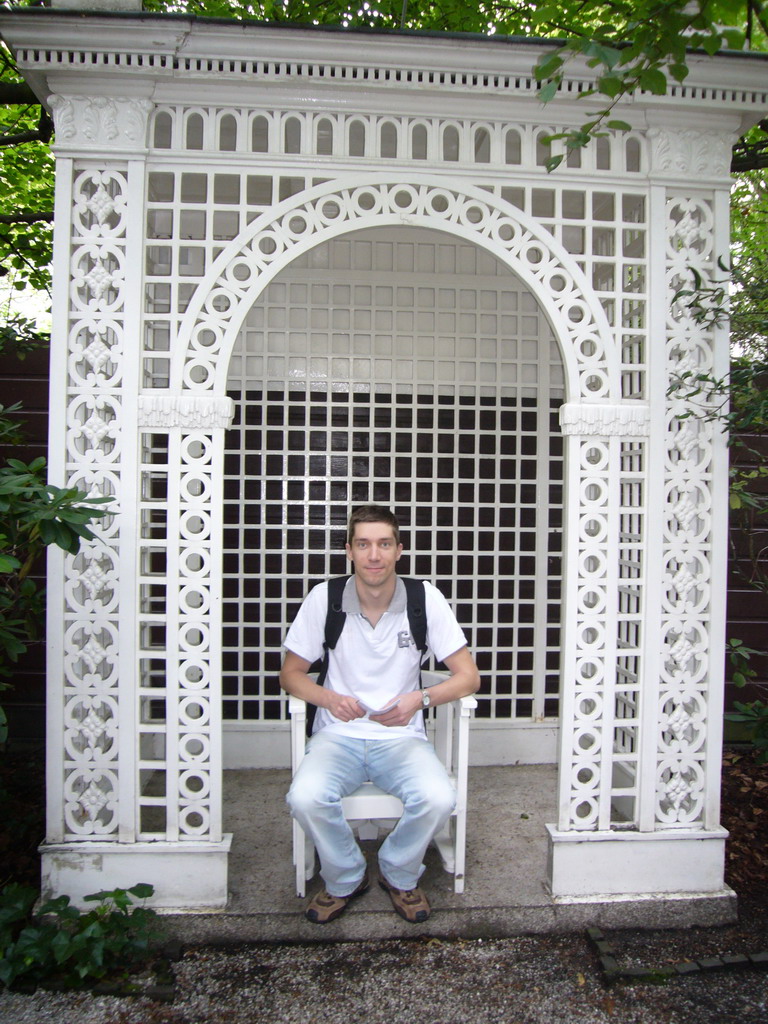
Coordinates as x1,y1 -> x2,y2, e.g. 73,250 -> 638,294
293,820 -> 316,897
452,808 -> 467,894
304,833 -> 315,881
432,818 -> 456,874
293,819 -> 306,897
432,812 -> 467,893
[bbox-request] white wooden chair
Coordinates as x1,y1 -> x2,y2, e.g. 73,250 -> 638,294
289,670 -> 476,897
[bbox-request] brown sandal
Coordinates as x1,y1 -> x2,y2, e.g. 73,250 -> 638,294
305,871 -> 370,924
378,876 -> 431,923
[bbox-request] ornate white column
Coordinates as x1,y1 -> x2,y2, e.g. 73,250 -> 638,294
134,396 -> 234,849
41,93 -> 232,909
554,401 -> 651,839
647,125 -> 734,838
547,122 -> 736,909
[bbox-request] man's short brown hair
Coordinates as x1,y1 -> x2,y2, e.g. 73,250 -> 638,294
346,505 -> 401,547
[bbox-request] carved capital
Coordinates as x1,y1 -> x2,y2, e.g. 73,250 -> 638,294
647,127 -> 735,180
137,395 -> 235,430
560,403 -> 650,437
49,95 -> 154,153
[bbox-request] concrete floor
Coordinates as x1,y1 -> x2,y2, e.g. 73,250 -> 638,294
158,765 -> 738,944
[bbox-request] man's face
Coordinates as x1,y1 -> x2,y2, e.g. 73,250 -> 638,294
345,521 -> 403,590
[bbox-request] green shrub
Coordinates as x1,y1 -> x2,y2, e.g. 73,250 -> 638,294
0,437 -> 112,742
0,882 -> 160,989
725,640 -> 768,761
727,701 -> 768,763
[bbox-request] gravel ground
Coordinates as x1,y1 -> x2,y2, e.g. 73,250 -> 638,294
1,916 -> 766,1024
2,750 -> 766,1023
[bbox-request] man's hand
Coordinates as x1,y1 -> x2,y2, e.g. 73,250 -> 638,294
281,650 -> 365,722
369,689 -> 422,728
325,691 -> 367,723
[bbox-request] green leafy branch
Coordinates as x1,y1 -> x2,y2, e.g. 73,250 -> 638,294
0,457 -> 112,632
671,258 -> 733,330
0,456 -> 112,570
533,1 -> 753,170
0,437 -> 113,739
0,314 -> 49,359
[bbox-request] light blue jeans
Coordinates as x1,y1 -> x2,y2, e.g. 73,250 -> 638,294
287,729 -> 456,897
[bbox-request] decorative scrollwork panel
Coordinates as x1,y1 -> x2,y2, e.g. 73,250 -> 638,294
60,167 -> 129,840
657,195 -> 718,827
558,406 -> 649,831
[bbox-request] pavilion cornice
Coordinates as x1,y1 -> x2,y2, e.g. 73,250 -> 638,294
1,10 -> 767,124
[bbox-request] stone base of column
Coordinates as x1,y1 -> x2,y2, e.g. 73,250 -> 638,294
40,835 -> 233,911
546,824 -> 732,900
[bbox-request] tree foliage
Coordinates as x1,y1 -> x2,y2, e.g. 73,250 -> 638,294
0,5 -> 53,296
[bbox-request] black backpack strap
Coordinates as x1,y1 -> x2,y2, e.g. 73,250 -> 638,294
307,576 -> 350,736
322,575 -> 350,662
401,577 -> 428,659
402,577 -> 428,721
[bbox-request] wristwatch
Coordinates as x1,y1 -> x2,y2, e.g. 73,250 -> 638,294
420,688 -> 431,709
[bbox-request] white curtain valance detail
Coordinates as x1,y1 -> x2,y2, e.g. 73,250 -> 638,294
559,403 -> 651,437
137,395 -> 235,429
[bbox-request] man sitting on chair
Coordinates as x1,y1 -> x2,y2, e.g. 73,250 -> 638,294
281,504 -> 480,924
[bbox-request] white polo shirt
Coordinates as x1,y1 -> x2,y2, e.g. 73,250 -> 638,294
284,576 -> 468,740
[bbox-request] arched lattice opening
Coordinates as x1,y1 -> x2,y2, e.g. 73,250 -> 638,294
143,174 -> 622,775
220,227 -> 565,760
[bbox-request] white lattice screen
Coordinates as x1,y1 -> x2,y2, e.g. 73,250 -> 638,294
220,228 -> 564,732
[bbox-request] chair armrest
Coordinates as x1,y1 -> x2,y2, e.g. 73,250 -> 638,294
421,671 -> 477,711
433,693 -> 476,775
288,696 -> 307,772
421,669 -> 448,689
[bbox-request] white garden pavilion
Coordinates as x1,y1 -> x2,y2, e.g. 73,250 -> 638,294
1,4 -> 766,922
